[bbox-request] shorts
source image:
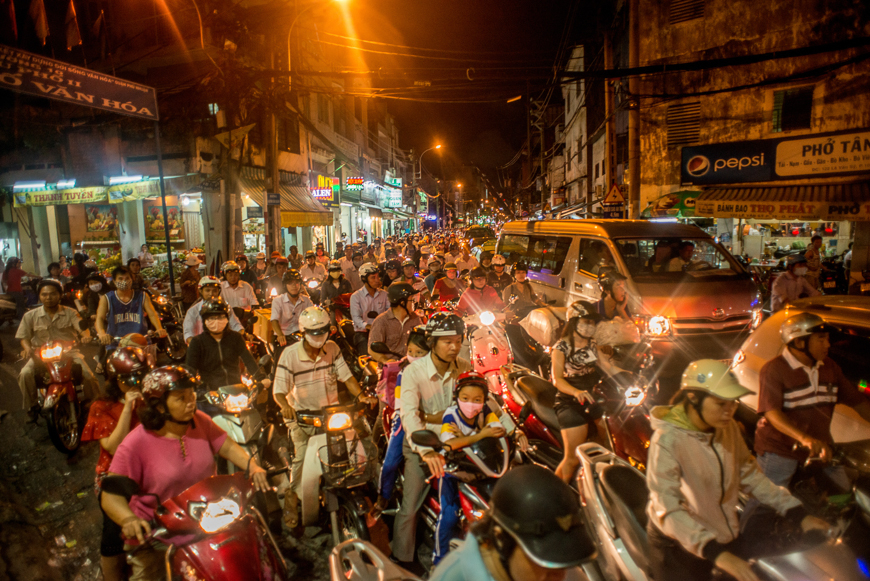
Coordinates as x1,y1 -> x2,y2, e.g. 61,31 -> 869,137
554,376 -> 603,430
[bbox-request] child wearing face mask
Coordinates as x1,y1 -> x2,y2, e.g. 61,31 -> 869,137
433,372 -> 507,565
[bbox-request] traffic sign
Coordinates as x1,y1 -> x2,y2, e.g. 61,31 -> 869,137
267,192 -> 280,206
602,184 -> 626,205
603,207 -> 626,219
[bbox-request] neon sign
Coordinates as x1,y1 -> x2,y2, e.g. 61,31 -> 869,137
345,177 -> 364,191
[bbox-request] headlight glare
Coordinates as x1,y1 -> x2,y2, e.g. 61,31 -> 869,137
327,412 -> 352,431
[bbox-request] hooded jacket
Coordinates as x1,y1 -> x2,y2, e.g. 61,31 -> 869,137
646,405 -> 803,560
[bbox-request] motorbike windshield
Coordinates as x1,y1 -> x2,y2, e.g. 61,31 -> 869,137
462,436 -> 509,478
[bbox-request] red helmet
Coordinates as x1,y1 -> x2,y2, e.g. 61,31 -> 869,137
454,371 -> 489,400
141,366 -> 201,400
106,347 -> 149,382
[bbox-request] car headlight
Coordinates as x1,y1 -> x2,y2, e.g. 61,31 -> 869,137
624,386 -> 646,407
647,315 -> 671,337
750,308 -> 763,330
223,393 -> 250,413
327,412 -> 353,431
479,311 -> 495,326
732,350 -> 745,366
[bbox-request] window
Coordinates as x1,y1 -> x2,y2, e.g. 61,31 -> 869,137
773,87 -> 813,132
278,118 -> 300,154
208,103 -> 220,115
594,163 -> 600,180
577,238 -> 615,274
613,237 -> 743,280
666,102 -> 701,147
496,234 -> 573,275
669,0 -> 704,24
318,94 -> 330,124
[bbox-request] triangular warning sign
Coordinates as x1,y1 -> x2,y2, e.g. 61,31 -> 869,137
602,184 -> 625,204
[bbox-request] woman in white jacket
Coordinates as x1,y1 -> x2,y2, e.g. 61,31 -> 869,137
646,359 -> 829,581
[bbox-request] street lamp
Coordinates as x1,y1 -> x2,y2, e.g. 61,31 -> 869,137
287,0 -> 349,91
413,144 -> 441,231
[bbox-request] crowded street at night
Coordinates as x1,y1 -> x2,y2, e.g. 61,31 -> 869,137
1,0 -> 870,580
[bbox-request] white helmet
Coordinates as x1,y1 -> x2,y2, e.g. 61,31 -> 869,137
359,262 -> 379,280
198,276 -> 221,288
299,306 -> 330,334
780,312 -> 835,345
427,256 -> 441,267
221,261 -> 240,273
680,359 -> 751,400
491,254 -> 506,266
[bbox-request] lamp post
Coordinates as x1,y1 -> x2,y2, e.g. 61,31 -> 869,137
413,144 -> 441,231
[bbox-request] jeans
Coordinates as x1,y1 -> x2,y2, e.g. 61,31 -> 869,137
740,451 -> 851,532
391,437 -> 429,562
378,414 -> 405,500
433,474 -> 460,565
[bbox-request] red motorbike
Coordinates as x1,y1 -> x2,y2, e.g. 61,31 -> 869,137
105,471 -> 290,580
32,340 -> 86,454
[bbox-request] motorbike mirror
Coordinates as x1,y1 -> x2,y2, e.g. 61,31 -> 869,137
101,475 -> 140,500
370,342 -> 393,355
411,430 -> 443,450
258,354 -> 271,367
367,310 -> 380,320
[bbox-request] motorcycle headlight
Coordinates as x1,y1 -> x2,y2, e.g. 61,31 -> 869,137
647,315 -> 671,337
223,393 -> 250,413
479,311 -> 495,326
624,386 -> 646,407
327,412 -> 353,431
40,344 -> 63,361
307,280 -> 319,289
198,498 -> 241,533
750,308 -> 763,330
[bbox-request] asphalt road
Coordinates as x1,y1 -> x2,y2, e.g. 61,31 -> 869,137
0,324 -> 335,581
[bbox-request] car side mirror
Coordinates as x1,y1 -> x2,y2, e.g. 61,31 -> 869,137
411,430 -> 443,450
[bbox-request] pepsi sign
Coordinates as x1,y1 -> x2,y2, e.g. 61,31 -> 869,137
681,141 -> 775,185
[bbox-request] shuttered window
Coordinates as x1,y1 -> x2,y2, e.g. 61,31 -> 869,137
772,87 -> 814,132
667,102 -> 701,148
669,0 -> 704,24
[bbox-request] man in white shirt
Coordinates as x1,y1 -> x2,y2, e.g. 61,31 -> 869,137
771,255 -> 820,312
349,262 -> 389,356
183,276 -> 244,342
300,251 -> 327,283
270,270 -> 313,352
220,261 -> 259,309
667,241 -> 696,272
454,246 -> 479,274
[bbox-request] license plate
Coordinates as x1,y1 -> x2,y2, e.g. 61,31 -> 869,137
823,281 -> 836,288
862,283 -> 870,293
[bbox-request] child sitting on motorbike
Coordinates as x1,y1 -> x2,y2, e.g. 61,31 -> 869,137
371,327 -> 430,518
433,371 -> 508,565
81,347 -> 149,581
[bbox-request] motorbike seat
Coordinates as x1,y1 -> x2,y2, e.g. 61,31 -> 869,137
599,464 -> 650,572
515,376 -> 560,434
504,323 -> 547,372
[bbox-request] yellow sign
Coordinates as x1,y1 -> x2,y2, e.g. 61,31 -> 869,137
602,184 -> 626,204
13,187 -> 108,207
775,131 -> 870,178
695,199 -> 870,221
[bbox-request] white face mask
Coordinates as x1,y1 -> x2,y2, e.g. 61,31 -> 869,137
115,279 -> 130,290
406,354 -> 423,363
205,318 -> 228,333
794,267 -> 808,277
305,333 -> 328,349
89,283 -> 102,292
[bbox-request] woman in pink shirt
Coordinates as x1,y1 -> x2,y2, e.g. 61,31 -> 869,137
101,366 -> 270,579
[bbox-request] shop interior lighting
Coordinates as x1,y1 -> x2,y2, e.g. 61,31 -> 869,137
340,202 -> 354,207
13,181 -> 46,191
56,179 -> 76,189
108,175 -> 144,185
182,195 -> 190,206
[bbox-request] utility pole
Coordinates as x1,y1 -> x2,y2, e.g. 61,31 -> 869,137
604,31 -> 616,201
627,0 -> 641,218
267,32 -> 278,256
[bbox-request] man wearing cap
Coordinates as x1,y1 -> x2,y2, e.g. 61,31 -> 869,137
300,251 -> 327,284
179,255 -> 201,313
183,276 -> 244,342
266,257 -> 289,297
220,262 -> 259,310
254,252 -> 268,278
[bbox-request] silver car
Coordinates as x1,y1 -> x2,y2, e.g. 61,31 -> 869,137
732,295 -> 870,443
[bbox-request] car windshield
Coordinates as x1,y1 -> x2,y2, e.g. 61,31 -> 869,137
614,237 -> 745,280
467,227 -> 495,240
830,325 -> 870,391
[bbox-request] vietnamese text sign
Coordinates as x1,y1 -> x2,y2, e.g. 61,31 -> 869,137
0,45 -> 159,120
681,128 -> 870,185
267,192 -> 280,206
14,186 -> 107,207
694,199 -> 870,221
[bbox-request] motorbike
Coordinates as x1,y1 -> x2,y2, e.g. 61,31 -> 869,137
102,470 -> 291,581
820,254 -> 848,295
304,277 -> 322,305
330,540 -> 421,581
466,310 -> 513,394
148,294 -> 187,362
296,399 -> 379,545
31,340 -> 86,454
409,429 -> 511,571
574,442 -> 867,581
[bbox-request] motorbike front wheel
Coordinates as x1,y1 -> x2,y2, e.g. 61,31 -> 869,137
47,394 -> 82,455
162,327 -> 187,362
334,496 -> 370,544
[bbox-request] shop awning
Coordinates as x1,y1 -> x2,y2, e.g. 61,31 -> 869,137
367,207 -> 383,218
238,167 -> 332,227
695,182 -> 870,221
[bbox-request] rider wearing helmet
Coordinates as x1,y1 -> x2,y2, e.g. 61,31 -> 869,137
770,254 -> 820,311
390,312 -> 476,565
179,254 -> 202,312
381,259 -> 402,288
235,253 -> 259,290
368,283 -> 423,364
82,346 -> 149,580
485,254 -> 512,295
478,250 -> 494,273
647,360 -> 828,581
429,465 -> 595,581
220,260 -> 258,310
301,250 -> 327,284
455,266 -> 505,317
424,255 -> 446,294
265,256 -> 289,296
744,313 -> 870,527
596,268 -> 630,320
500,261 -> 541,311
273,306 -> 373,528
182,276 -> 243,343
349,262 -> 390,356
319,259 -> 352,307
103,365 -> 269,578
185,298 -> 265,391
270,269 -> 313,351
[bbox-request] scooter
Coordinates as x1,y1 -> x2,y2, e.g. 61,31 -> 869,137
575,442 -> 868,581
32,339 -> 86,454
330,540 -> 421,581
102,470 -> 291,580
149,294 -> 187,362
296,399 -> 379,545
304,278 -> 322,305
466,310 -> 513,394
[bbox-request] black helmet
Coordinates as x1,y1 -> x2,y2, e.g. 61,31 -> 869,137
480,251 -> 493,262
568,300 -> 601,322
470,266 -> 487,279
489,465 -> 595,568
425,312 -> 465,338
282,269 -> 303,284
388,282 -> 418,305
386,259 -> 401,272
512,261 -> 529,274
597,269 -> 627,295
200,297 -> 230,320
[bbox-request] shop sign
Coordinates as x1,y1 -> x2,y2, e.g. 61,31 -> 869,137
247,207 -> 263,219
345,177 -> 364,191
142,201 -> 184,239
310,174 -> 339,208
383,187 -> 403,208
14,186 -> 107,207
694,199 -> 870,221
681,128 -> 870,185
267,192 -> 280,206
0,46 -> 158,120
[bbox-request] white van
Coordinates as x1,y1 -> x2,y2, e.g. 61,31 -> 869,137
495,220 -> 762,376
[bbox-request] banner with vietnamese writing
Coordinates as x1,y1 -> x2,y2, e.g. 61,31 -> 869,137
695,199 -> 870,221
13,186 -> 108,207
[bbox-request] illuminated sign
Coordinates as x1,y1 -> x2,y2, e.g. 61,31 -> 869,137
310,174 -> 339,208
345,176 -> 364,191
